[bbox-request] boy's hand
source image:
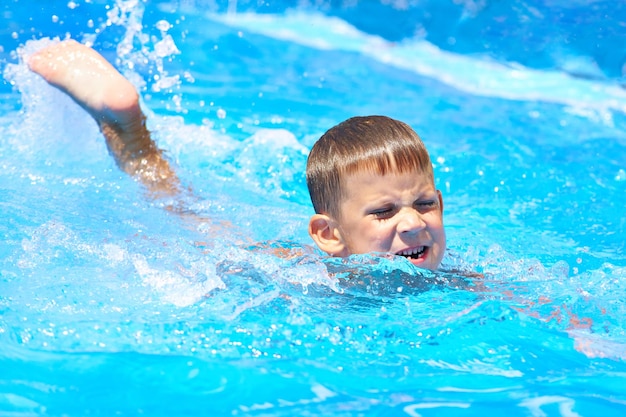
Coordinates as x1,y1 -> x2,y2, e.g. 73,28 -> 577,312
27,39 -> 142,128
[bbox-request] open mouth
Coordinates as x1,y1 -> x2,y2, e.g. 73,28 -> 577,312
396,246 -> 426,260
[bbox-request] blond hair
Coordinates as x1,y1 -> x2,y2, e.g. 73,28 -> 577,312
306,115 -> 433,218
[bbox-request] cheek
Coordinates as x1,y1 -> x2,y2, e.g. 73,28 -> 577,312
427,213 -> 445,229
348,222 -> 392,252
428,215 -> 446,249
368,223 -> 396,249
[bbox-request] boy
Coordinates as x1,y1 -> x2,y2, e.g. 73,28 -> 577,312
28,40 -> 446,271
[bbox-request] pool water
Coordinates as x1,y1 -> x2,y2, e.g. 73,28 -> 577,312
1,0 -> 625,415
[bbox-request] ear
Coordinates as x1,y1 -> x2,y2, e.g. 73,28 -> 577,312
437,189 -> 444,214
308,214 -> 348,257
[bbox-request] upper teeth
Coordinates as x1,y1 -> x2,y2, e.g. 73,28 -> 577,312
398,247 -> 425,256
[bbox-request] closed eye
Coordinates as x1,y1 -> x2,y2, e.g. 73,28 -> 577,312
414,200 -> 438,212
370,206 -> 396,219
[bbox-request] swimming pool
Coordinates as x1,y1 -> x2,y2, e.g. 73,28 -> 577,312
1,0 -> 625,415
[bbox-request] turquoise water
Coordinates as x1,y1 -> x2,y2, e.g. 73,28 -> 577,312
1,0 -> 626,415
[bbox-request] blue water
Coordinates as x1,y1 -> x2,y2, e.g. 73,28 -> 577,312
1,0 -> 626,415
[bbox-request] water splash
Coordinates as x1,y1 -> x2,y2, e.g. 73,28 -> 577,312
210,11 -> 626,116
2,38 -> 103,160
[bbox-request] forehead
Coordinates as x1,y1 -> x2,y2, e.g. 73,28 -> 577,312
340,167 -> 435,201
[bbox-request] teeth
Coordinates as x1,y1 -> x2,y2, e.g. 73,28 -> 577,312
398,246 -> 425,257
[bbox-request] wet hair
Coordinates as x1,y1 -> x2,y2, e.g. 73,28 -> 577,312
306,115 -> 433,218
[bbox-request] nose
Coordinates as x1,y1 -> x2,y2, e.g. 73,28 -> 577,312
397,208 -> 426,234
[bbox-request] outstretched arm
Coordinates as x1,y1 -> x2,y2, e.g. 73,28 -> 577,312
28,40 -> 181,198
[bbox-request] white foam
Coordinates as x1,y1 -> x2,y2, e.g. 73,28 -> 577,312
404,402 -> 471,417
519,395 -> 582,417
132,253 -> 223,307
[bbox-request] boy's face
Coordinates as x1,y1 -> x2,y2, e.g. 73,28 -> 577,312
334,168 -> 446,270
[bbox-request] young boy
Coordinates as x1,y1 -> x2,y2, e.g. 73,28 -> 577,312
28,40 -> 446,271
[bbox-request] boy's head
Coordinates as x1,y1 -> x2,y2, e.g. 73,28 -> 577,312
306,115 -> 446,270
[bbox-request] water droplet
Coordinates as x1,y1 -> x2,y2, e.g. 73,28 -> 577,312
155,20 -> 172,32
